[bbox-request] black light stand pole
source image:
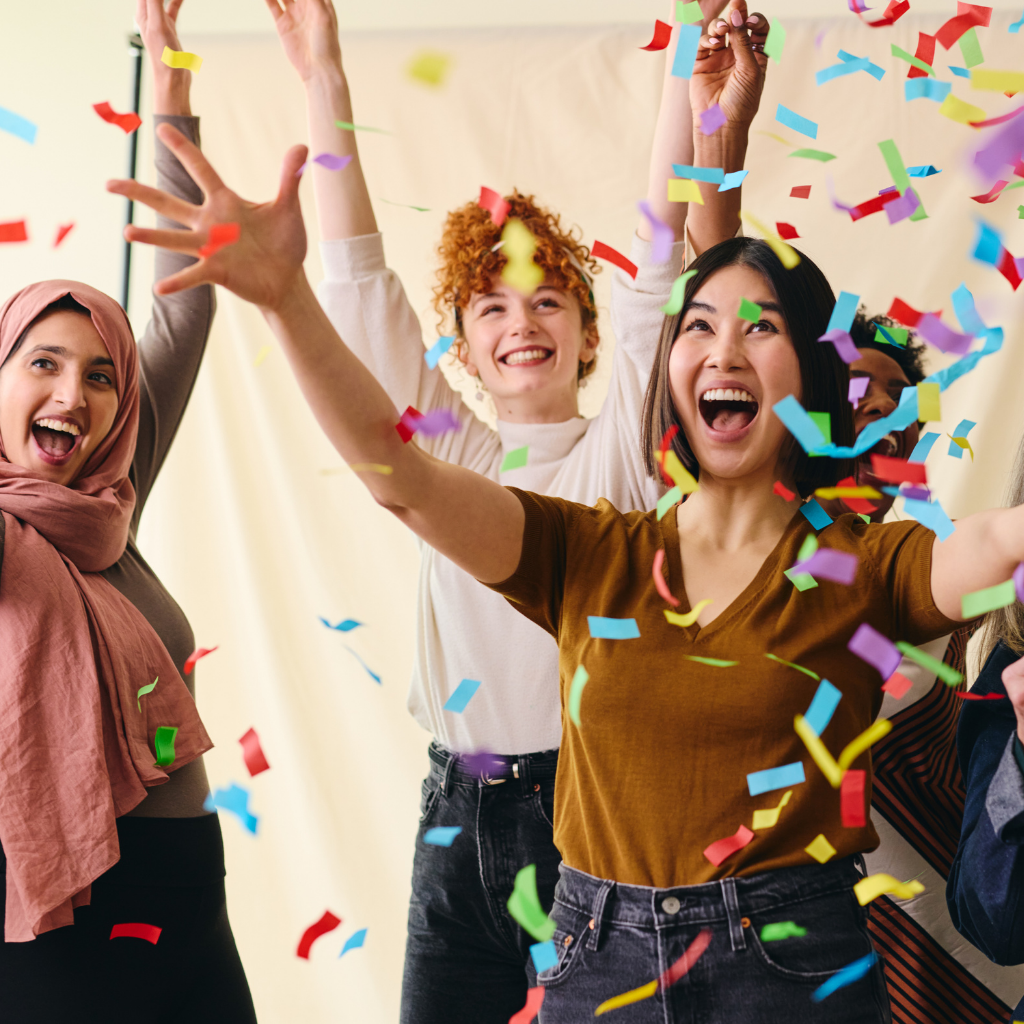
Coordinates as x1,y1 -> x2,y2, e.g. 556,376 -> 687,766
120,32 -> 144,314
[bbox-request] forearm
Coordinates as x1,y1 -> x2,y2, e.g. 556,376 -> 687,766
152,63 -> 192,117
685,127 -> 746,256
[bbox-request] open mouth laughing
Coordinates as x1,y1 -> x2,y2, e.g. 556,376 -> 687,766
31,417 -> 83,466
499,346 -> 553,368
698,386 -> 760,438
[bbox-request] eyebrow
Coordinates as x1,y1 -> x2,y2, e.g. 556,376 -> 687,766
850,369 -> 909,388
27,344 -> 114,368
471,285 -> 563,305
684,300 -> 785,316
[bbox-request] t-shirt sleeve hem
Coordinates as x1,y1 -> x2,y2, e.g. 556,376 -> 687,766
320,233 -> 387,281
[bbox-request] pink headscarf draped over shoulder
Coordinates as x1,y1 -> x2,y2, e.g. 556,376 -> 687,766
0,281 -> 212,942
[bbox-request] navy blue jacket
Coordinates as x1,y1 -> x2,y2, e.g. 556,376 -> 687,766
947,639 -> 1024,968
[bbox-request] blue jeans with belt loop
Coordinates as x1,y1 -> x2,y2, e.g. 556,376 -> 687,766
539,857 -> 892,1023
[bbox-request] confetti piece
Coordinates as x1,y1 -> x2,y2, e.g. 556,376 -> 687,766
637,200 -> 675,264
738,297 -> 763,322
805,834 -> 837,863
443,678 -> 481,714
595,981 -> 658,1015
568,664 -> 590,728
794,548 -> 858,585
804,679 -> 842,735
881,672 -> 913,698
854,873 -> 925,906
377,198 -> 431,212
478,186 -> 510,226
947,418 -> 976,458
665,601 -> 713,628
153,726 -> 178,768
838,49 -> 886,80
424,336 -> 455,370
773,395 -> 827,453
794,715 -> 843,787
591,240 -> 638,279
161,45 -> 202,71
765,653 -> 819,679
500,219 -> 543,295
662,270 -> 696,315
819,329 -> 859,363
424,826 -> 462,846
873,323 -> 908,346
407,51 -> 450,86
588,616 -> 640,640
950,65 -> 972,77
657,928 -> 714,989
656,486 -> 682,520
510,987 -> 545,1024
183,645 -> 218,676
652,549 -> 680,607
937,3 -> 992,49
718,170 -> 748,192
676,0 -> 702,23
659,449 -> 699,495
342,644 -> 381,684
760,131 -> 795,147
848,377 -> 870,406
0,220 -> 28,243
962,579 -> 1017,618
773,481 -> 796,501
895,640 -> 963,685
136,677 -> 158,712
700,103 -> 727,135
339,927 -> 367,957
814,485 -> 880,500
298,153 -> 353,175
747,762 -> 805,797
775,104 -> 818,139
500,445 -> 529,472
841,769 -> 866,827
884,187 -> 922,225
959,27 -> 984,68
775,222 -> 799,240
1016,562 -> 1024,603
110,923 -> 161,944
704,824 -> 754,866
752,790 -> 793,830
784,568 -> 819,591
530,940 -> 557,973
870,455 -> 927,484
253,345 -> 271,367
907,164 -> 940,177
402,408 -> 460,438
816,54 -> 882,85
812,952 -> 878,1002
891,44 -> 935,76
682,655 -> 738,667
970,180 -> 1012,204
668,178 -> 704,204
0,107 -> 37,144
508,864 -> 556,942
205,782 -> 258,833
764,18 -> 786,63
673,165 -> 726,183
790,185 -> 811,198
971,69 -> 1024,93
916,313 -> 973,355
320,617 -> 362,632
239,727 -> 270,776
955,691 -> 1007,700
940,93 -> 987,124
887,297 -> 926,326
800,499 -> 833,530
902,498 -> 956,541
740,211 -> 801,268
905,78 -> 951,102
198,222 -> 240,259
838,719 -> 893,772
640,19 -> 673,50
93,101 -> 141,134
53,223 -> 74,247
916,381 -> 941,421
878,139 -> 927,221
1011,11 -> 1024,32
671,23 -> 702,79
297,911 -> 342,959
761,921 -> 806,941
335,119 -> 391,134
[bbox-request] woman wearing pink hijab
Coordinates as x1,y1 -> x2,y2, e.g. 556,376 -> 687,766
0,3 -> 256,1022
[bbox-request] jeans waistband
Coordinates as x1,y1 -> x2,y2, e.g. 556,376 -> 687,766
428,740 -> 558,795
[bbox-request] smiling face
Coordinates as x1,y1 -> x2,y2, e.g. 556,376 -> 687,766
458,273 -> 598,422
0,310 -> 119,486
669,263 -> 802,485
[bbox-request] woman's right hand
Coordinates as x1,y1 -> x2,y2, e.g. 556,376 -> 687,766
264,0 -> 343,83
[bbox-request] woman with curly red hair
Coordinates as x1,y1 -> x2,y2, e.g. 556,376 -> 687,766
262,0 -> 767,1018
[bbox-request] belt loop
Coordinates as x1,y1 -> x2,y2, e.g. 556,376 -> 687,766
720,878 -> 746,952
517,755 -> 534,796
440,749 -> 457,798
586,879 -> 614,951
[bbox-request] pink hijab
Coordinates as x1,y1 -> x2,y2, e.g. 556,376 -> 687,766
0,281 -> 212,941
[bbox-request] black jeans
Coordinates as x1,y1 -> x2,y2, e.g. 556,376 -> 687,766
400,741 -> 561,1024
540,857 -> 892,1023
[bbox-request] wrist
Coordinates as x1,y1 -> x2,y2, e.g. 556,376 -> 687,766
152,76 -> 193,117
303,64 -> 348,94
261,271 -> 314,318
693,135 -> 749,174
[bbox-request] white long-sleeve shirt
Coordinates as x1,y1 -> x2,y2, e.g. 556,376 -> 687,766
318,232 -> 678,753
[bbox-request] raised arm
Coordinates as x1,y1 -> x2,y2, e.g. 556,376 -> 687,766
108,126 -> 523,583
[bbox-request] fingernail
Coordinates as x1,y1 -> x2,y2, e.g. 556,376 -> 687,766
731,10 -> 744,26
747,16 -> 758,24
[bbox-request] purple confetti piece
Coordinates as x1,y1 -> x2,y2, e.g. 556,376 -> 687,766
815,28 -> 827,48
637,200 -> 674,263
460,750 -> 503,776
974,114 -> 1024,182
826,176 -> 858,217
884,188 -> 920,225
405,408 -> 461,437
818,328 -> 860,363
900,485 -> 931,501
878,185 -> 898,195
1015,562 -> 1024,604
793,548 -> 858,585
915,313 -> 973,355
848,622 -> 901,680
296,153 -> 353,177
848,376 -> 869,405
700,103 -> 727,136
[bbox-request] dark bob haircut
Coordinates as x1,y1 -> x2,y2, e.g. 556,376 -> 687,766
640,236 -> 854,498
848,310 -> 928,386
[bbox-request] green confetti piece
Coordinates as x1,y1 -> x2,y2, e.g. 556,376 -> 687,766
507,864 -> 556,942
335,119 -> 392,135
682,655 -> 739,667
738,297 -> 763,321
676,0 -> 702,23
765,653 -> 820,680
761,921 -> 808,941
874,323 -> 908,347
808,412 -> 831,445
878,139 -> 928,221
568,665 -> 589,727
657,486 -> 683,521
378,198 -> 431,212
764,18 -> 786,65
890,44 -> 935,77
788,149 -> 837,162
796,534 -> 818,563
961,578 -> 1017,619
784,567 -> 819,591
662,270 -> 697,315
153,725 -> 178,768
500,446 -> 529,473
857,514 -> 871,524
959,27 -> 984,69
136,677 -> 158,712
895,641 -> 963,686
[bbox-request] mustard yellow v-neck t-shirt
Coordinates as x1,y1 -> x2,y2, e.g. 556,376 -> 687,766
488,488 -> 961,888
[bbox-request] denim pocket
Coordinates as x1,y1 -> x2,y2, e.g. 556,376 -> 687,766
538,902 -> 591,989
533,781 -> 556,830
419,775 -> 442,825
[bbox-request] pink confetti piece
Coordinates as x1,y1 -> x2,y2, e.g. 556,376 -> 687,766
818,328 -> 860,363
637,200 -> 674,263
652,548 -> 681,607
848,377 -> 869,405
881,672 -> 913,699
793,548 -> 859,584
884,188 -> 921,225
848,622 -> 901,680
402,408 -> 461,438
700,104 -> 727,136
183,645 -> 218,676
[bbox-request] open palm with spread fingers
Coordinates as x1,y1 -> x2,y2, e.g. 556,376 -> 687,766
107,123 -> 308,309
264,0 -> 342,81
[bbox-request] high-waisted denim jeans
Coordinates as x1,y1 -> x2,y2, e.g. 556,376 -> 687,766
539,857 -> 892,1024
400,742 -> 561,1024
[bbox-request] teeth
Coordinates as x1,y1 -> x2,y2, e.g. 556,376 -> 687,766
34,418 -> 80,436
504,348 -> 551,366
701,388 -> 756,404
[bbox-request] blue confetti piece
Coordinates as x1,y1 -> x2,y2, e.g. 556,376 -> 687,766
772,395 -> 827,454
812,952 -> 877,1002
339,928 -> 368,957
973,222 -> 1003,267
424,336 -> 455,370
903,498 -> 955,541
1011,12 -> 1024,33
775,103 -> 818,139
827,291 -> 860,334
671,164 -> 725,183
342,645 -> 381,684
671,24 -> 702,79
530,940 -> 558,973
949,64 -> 972,76
816,55 -> 878,86
587,616 -> 640,640
205,783 -> 258,834
951,282 -> 986,335
800,500 -> 833,531
947,419 -> 976,459
909,431 -> 940,462
905,78 -> 951,102
0,107 -> 37,145
443,678 -> 482,714
837,50 -> 885,80
718,169 -> 749,192
907,164 -> 941,177
747,761 -> 805,796
803,679 -> 841,736
320,616 -> 362,632
424,826 -> 462,846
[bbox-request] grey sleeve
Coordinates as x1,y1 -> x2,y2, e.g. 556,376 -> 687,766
986,733 -> 1024,842
131,114 -> 216,524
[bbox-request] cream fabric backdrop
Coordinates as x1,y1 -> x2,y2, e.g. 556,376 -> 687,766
118,13 -> 1024,1022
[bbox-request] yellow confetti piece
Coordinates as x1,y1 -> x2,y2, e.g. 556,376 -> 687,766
668,178 -> 704,205
814,486 -> 882,500
947,435 -> 974,461
660,450 -> 699,494
161,45 -> 203,72
854,873 -> 925,906
752,790 -> 793,830
740,211 -> 801,269
500,219 -> 544,295
836,718 -> 892,773
664,600 -> 713,628
253,345 -> 271,367
916,382 -> 941,422
319,463 -> 394,476
939,93 -> 987,125
407,51 -> 451,87
805,834 -> 837,864
971,69 -> 1024,94
794,714 -> 843,787
594,980 -> 658,1016
757,131 -> 794,147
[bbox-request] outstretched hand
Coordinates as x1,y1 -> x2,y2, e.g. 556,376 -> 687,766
264,0 -> 342,82
106,124 -> 308,310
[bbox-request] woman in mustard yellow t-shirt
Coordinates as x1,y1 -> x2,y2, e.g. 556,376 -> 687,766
115,122 -> 1014,1020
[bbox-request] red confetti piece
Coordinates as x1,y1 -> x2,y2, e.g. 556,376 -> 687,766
847,190 -> 901,222
110,922 -> 162,944
478,186 -> 510,227
657,425 -> 680,487
971,181 -> 1010,204
790,185 -> 812,199
773,480 -> 795,501
198,222 -> 240,259
970,106 -> 1024,129
935,3 -> 991,50
591,240 -> 638,280
640,19 -> 673,51
0,220 -> 28,243
509,986 -> 545,1024
870,455 -> 927,484
840,769 -> 867,827
864,0 -> 909,26
53,222 -> 74,247
775,222 -> 800,240
296,910 -> 342,959
834,475 -> 877,516
93,101 -> 141,134
906,31 -> 936,80
657,927 -> 713,989
887,297 -> 926,327
703,824 -> 754,867
996,246 -> 1022,291
652,548 -> 680,607
955,691 -> 1007,700
396,405 -> 423,443
239,726 -> 271,777
881,671 -> 913,699
183,645 -> 218,676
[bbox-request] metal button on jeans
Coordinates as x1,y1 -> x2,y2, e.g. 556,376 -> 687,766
661,896 -> 681,915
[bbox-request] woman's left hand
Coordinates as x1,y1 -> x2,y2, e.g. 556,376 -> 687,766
136,0 -> 191,115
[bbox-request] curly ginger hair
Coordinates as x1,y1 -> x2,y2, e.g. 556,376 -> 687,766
431,190 -> 602,382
